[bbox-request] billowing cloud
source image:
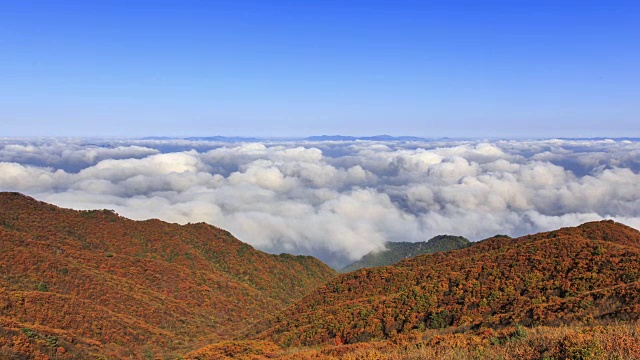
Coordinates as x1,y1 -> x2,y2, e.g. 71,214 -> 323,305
1,137 -> 639,268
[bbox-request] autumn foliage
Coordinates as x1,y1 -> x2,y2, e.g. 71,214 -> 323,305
3,192 -> 640,359
247,220 -> 640,349
0,192 -> 335,358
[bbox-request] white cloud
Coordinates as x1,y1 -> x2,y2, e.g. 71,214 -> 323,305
1,137 -> 639,268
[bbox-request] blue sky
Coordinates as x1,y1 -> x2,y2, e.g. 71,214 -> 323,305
1,0 -> 639,138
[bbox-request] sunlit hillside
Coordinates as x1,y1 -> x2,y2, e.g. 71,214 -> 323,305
0,192 -> 335,358
251,220 -> 640,346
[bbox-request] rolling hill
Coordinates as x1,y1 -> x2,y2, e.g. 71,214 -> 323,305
340,235 -> 470,272
247,220 -> 640,348
0,192 -> 336,359
4,192 -> 640,359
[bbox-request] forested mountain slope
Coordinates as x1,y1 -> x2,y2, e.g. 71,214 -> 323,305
249,220 -> 640,347
340,235 -> 470,273
0,192 -> 335,358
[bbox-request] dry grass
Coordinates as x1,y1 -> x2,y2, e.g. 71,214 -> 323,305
216,322 -> 640,360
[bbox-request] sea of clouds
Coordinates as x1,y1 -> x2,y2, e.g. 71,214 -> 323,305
1,137 -> 639,268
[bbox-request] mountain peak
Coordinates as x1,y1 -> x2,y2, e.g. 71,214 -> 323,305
0,191 -> 37,201
573,220 -> 640,247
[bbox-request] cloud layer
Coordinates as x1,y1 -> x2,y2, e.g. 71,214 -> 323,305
1,137 -> 639,268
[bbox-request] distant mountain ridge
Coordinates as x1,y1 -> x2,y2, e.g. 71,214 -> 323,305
140,135 -> 437,142
304,135 -> 431,141
141,136 -> 263,142
340,235 -> 470,272
138,136 -> 640,143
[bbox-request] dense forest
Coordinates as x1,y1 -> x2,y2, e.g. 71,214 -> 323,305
2,192 -> 640,359
0,192 -> 335,358
206,220 -> 640,359
248,220 -> 640,347
340,235 -> 470,272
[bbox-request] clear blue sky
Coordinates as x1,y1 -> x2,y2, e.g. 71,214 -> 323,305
1,0 -> 639,138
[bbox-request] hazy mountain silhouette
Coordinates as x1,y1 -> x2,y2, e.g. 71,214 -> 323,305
340,235 -> 470,272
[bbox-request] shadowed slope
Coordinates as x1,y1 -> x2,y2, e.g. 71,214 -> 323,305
340,235 -> 470,273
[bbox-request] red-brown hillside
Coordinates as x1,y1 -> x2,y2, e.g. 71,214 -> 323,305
247,220 -> 640,347
0,192 -> 336,359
